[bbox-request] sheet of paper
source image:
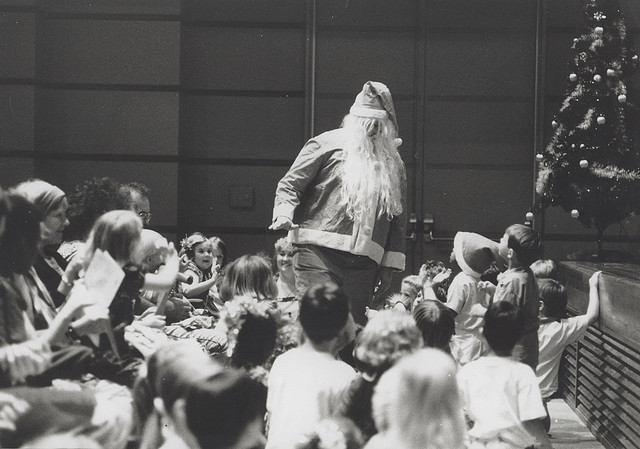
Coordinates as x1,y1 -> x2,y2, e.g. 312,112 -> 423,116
82,248 -> 125,308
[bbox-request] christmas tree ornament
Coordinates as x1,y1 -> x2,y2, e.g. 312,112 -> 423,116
607,68 -> 616,76
593,74 -> 602,82
595,26 -> 604,36
525,212 -> 534,221
571,209 -> 580,219
580,159 -> 589,168
569,73 -> 578,82
552,120 -> 558,128
597,116 -> 606,125
580,143 -> 585,148
536,153 -> 544,162
633,55 -> 639,61
618,94 -> 627,103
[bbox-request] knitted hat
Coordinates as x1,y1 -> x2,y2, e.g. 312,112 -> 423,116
349,81 -> 398,133
453,232 -> 502,278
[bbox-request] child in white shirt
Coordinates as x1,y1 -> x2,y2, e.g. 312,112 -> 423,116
458,301 -> 551,449
536,271 -> 600,431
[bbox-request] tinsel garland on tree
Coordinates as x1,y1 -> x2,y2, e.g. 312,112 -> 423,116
533,0 -> 640,250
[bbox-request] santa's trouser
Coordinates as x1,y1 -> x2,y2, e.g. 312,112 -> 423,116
293,244 -> 377,326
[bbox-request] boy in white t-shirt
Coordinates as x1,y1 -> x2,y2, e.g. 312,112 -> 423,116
458,301 -> 551,449
536,271 -> 601,431
266,282 -> 357,449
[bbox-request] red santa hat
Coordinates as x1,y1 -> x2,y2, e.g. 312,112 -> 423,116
349,81 -> 398,133
453,232 -> 503,278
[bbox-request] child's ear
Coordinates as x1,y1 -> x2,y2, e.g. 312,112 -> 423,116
538,300 -> 546,315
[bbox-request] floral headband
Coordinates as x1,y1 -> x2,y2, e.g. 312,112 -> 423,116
179,233 -> 208,251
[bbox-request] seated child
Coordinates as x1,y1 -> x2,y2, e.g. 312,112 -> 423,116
266,282 -> 357,449
446,231 -> 503,365
457,301 -> 551,449
341,310 -> 423,440
537,272 -> 600,431
484,224 -> 543,371
412,300 -> 455,353
178,233 -> 220,308
367,349 -> 467,449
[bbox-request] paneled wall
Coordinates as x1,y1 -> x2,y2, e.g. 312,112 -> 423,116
0,0 -> 638,264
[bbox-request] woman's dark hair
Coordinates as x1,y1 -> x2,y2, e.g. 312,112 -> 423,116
63,177 -> 129,241
0,192 -> 43,275
483,301 -> 524,356
299,283 -> 349,344
412,300 -> 455,352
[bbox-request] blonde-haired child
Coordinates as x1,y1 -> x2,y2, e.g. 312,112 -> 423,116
77,210 -> 178,365
368,348 -> 467,449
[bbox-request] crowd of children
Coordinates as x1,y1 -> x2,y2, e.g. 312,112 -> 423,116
0,175 -> 603,449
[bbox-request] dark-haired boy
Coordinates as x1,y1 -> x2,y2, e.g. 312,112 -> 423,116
483,224 -> 543,371
458,301 -> 551,449
265,282 -> 357,449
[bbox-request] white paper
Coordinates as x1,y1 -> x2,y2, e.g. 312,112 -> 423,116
82,248 -> 125,308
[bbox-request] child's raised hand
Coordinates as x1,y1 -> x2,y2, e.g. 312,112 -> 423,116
478,280 -> 496,296
589,271 -> 601,289
432,269 -> 452,285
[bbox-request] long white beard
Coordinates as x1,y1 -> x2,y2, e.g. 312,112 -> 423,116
340,119 -> 404,222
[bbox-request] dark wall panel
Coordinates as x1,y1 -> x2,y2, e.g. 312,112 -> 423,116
180,95 -> 304,159
0,12 -> 35,79
424,101 -> 533,166
37,89 -> 179,155
179,164 -> 284,229
182,0 -> 305,23
315,32 -> 416,94
181,27 -> 305,91
0,157 -> 34,188
316,0 -> 417,27
423,168 -> 532,237
39,19 -> 180,85
34,160 -> 178,225
40,0 -> 180,15
0,86 -> 34,152
425,33 -> 536,98
425,0 -> 537,31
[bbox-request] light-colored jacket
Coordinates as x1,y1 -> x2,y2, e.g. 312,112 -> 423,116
273,128 -> 407,271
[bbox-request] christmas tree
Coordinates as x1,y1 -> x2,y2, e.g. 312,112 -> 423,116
534,0 -> 640,257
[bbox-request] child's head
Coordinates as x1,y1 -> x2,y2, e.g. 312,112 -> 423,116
353,310 -> 423,382
499,224 -> 543,267
132,229 -> 168,272
394,275 -> 422,310
451,232 -> 502,278
483,301 -> 524,356
530,259 -> 558,280
83,210 -> 142,266
372,348 -> 466,449
412,300 -> 455,352
219,254 -> 278,302
537,278 -> 567,320
180,232 -> 214,271
223,298 -> 278,369
209,236 -> 227,268
299,282 -> 351,345
295,418 -> 365,449
0,192 -> 43,275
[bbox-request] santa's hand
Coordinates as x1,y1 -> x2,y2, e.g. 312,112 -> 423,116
0,392 -> 30,431
269,216 -> 299,231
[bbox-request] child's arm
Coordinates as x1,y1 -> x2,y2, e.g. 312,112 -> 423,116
586,271 -> 601,325
522,419 -> 552,449
181,268 -> 219,298
143,243 -> 179,292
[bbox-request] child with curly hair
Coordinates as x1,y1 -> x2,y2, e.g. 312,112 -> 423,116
178,233 -> 220,307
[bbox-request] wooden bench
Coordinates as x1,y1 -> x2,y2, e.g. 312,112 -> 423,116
559,262 -> 640,449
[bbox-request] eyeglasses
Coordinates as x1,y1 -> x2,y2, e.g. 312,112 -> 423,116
138,211 -> 152,220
